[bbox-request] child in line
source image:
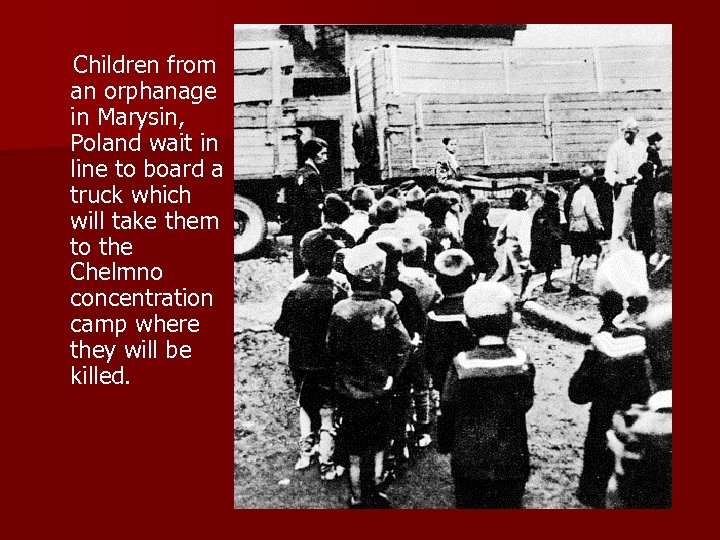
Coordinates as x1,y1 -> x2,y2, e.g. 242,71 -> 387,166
424,249 -> 477,399
606,303 -> 672,509
274,230 -> 348,480
374,237 -> 428,476
529,189 -> 564,293
462,197 -> 499,281
437,282 -> 536,508
422,194 -> 462,272
327,243 -> 412,508
568,249 -> 652,507
494,190 -> 534,298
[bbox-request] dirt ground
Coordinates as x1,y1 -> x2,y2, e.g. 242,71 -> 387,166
234,237 -> 670,509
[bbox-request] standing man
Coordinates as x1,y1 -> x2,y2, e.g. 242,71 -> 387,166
604,118 -> 646,251
293,138 -> 329,276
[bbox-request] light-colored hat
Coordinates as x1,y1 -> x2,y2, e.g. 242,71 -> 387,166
434,249 -> 474,277
594,248 -> 650,298
405,186 -> 426,203
621,117 -> 640,133
463,282 -> 515,319
344,242 -> 386,280
351,186 -> 375,204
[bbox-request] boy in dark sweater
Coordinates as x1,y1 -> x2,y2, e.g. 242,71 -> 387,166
274,230 -> 348,480
424,249 -> 477,398
437,282 -> 535,508
327,243 -> 412,508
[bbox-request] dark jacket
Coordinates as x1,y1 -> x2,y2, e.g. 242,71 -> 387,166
292,163 -> 324,238
327,291 -> 411,400
382,280 -> 426,338
569,330 -> 652,507
462,213 -> 497,275
422,225 -> 463,270
275,275 -> 347,374
647,146 -> 662,170
424,293 -> 476,391
438,345 -> 535,481
530,203 -> 563,272
631,177 -> 657,256
590,178 -> 614,241
291,164 -> 325,276
321,223 -> 356,250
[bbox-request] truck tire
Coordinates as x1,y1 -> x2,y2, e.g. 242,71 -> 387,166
234,195 -> 267,259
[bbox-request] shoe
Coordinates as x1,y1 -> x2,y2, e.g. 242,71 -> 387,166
568,284 -> 586,297
334,465 -> 345,478
294,454 -> 313,471
543,283 -> 562,293
320,463 -> 338,481
371,490 -> 391,509
651,254 -> 670,275
348,495 -> 364,509
417,434 -> 432,448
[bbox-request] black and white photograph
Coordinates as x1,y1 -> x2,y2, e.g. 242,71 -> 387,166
233,24 -> 672,509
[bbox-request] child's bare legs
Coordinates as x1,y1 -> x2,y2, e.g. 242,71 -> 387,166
295,407 -> 315,470
318,406 -> 337,479
348,455 -> 362,503
569,256 -> 585,296
374,450 -> 385,487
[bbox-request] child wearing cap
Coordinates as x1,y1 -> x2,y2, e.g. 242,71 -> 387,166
437,282 -> 536,508
374,237 -> 430,469
274,230 -> 348,480
327,243 -> 412,508
424,249 -> 477,398
606,303 -> 671,509
568,249 -> 653,507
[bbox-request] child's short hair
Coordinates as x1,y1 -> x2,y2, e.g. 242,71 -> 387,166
300,230 -> 338,276
376,196 -> 401,224
470,197 -> 490,218
351,186 -> 374,211
424,194 -> 450,223
401,234 -> 427,267
598,291 -> 625,327
323,193 -> 350,224
508,190 -> 528,211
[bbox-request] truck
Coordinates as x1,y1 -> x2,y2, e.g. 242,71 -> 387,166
234,28 -> 671,258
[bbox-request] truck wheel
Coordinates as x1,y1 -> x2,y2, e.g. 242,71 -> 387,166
234,195 -> 267,259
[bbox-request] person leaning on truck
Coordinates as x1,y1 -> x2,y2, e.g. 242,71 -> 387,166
604,118 -> 647,252
292,138 -> 329,277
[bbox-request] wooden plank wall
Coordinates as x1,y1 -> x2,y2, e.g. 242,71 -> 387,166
383,91 -> 671,176
233,44 -> 294,104
393,45 -> 671,96
234,104 -> 298,179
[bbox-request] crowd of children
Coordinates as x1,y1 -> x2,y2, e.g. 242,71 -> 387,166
272,136 -> 672,508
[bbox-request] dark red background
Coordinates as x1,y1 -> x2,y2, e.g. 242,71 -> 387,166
3,4 -> 699,536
